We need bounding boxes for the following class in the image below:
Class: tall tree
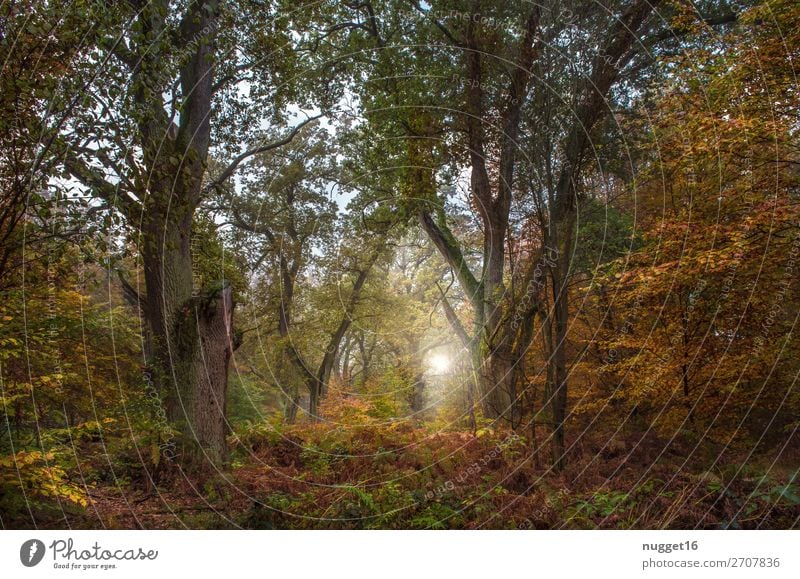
[50,0,319,468]
[222,125,391,419]
[341,0,670,466]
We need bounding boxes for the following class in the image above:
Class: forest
[1,0,798,530]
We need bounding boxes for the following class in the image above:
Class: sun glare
[429,354,451,374]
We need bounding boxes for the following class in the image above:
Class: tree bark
[550,267,570,471]
[191,284,235,466]
[142,210,235,469]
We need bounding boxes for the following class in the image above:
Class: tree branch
[418,209,482,307]
[58,144,139,218]
[405,0,463,47]
[436,280,472,350]
[117,269,148,315]
[204,115,322,194]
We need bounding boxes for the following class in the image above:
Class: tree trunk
[282,342,313,422]
[547,223,574,471]
[482,347,516,423]
[410,372,426,414]
[190,284,235,466]
[313,260,374,406]
[142,212,235,470]
[333,334,349,382]
[142,215,195,451]
[284,384,299,423]
[341,340,353,384]
[551,281,569,471]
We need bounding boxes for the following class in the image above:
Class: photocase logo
[20,539,46,567]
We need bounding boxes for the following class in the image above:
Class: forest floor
[56,389,799,530]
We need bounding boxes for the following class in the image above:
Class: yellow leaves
[0,449,88,508]
[475,427,493,439]
[0,336,21,348]
[0,450,53,468]
[40,467,88,507]
[64,488,89,508]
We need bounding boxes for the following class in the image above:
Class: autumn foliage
[1,0,799,530]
